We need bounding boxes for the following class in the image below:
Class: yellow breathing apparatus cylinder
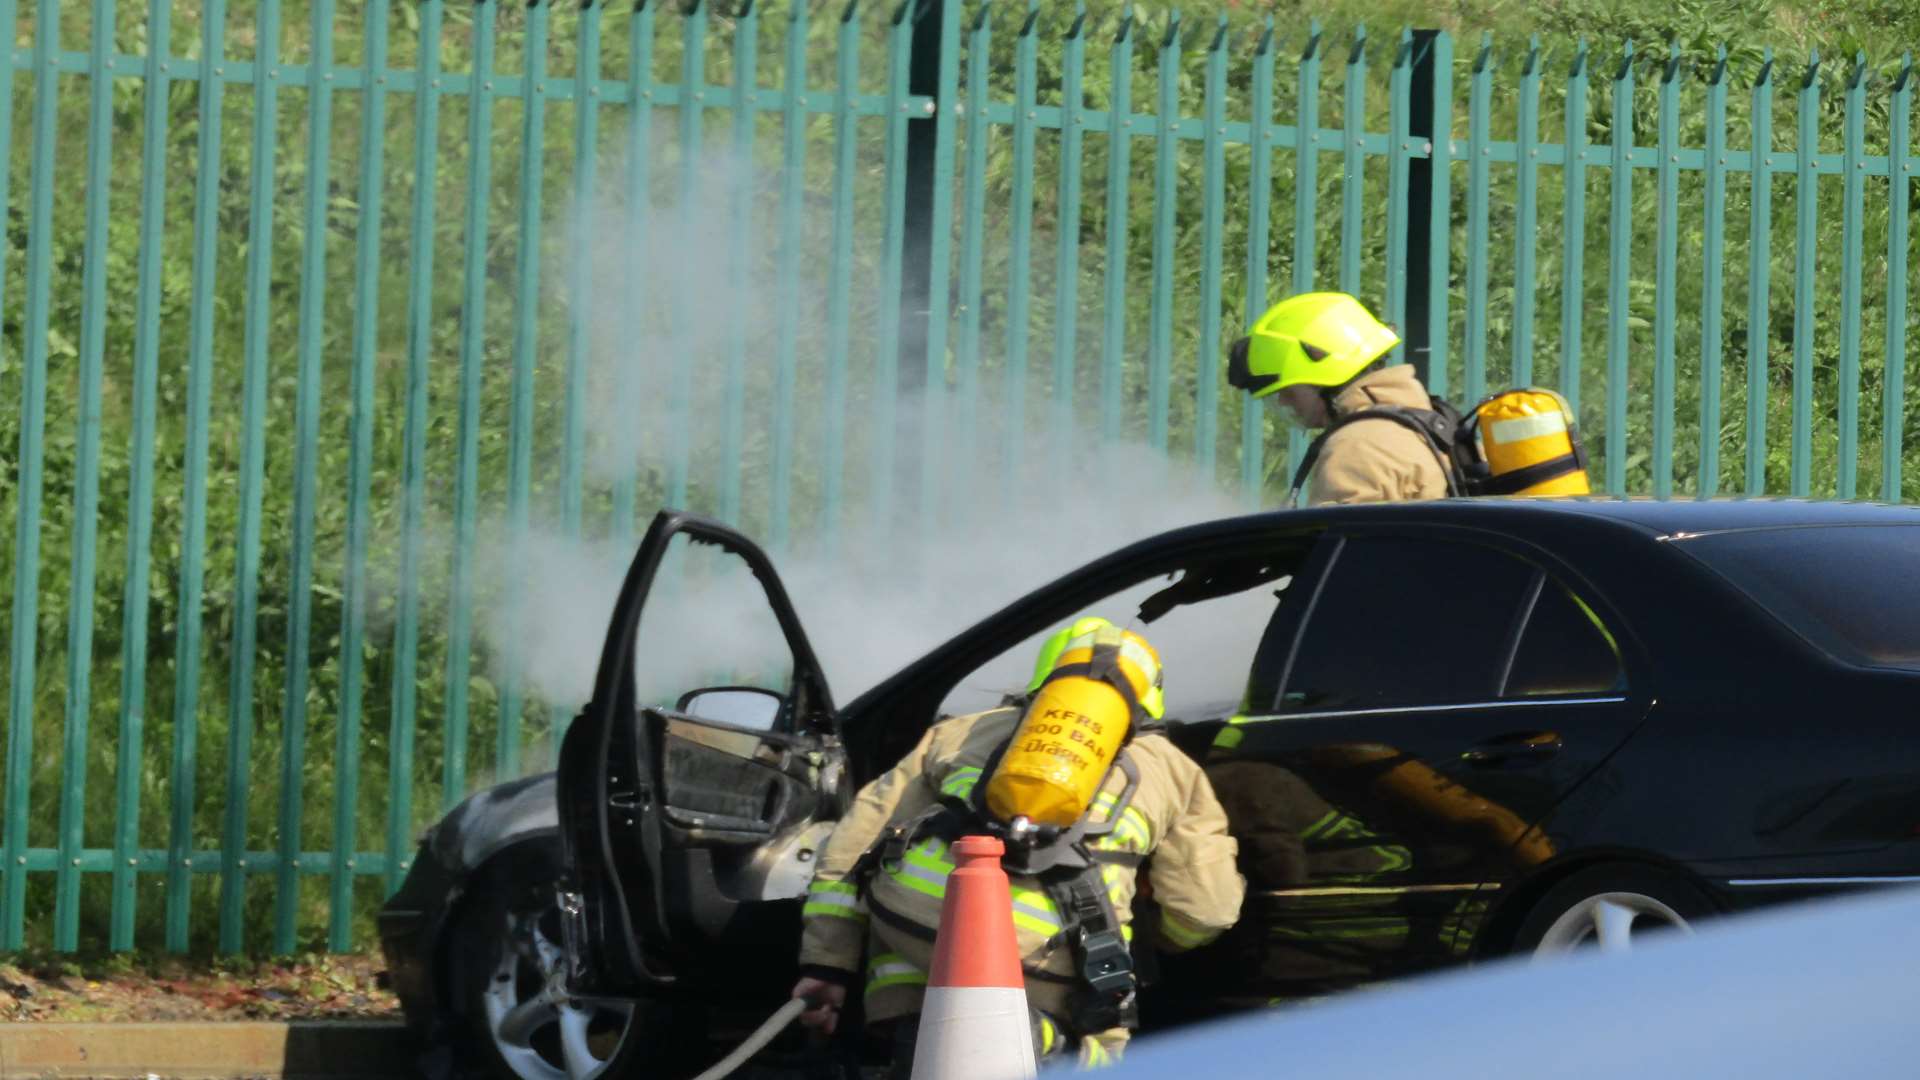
[1470,389,1591,497]
[983,628,1161,829]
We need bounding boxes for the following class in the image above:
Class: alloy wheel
[480,907,636,1080]
[1530,890,1694,958]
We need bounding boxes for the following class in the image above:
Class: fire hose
[687,996,810,1080]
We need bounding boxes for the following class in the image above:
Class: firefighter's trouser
[875,1010,1123,1077]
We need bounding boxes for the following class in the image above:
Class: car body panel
[372,773,558,1037]
[1204,697,1646,997]
[429,773,559,876]
[1175,521,1655,1001]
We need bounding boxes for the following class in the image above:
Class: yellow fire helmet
[1027,617,1164,720]
[1228,291,1401,398]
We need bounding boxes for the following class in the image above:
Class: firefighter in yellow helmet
[1228,292,1451,505]
[790,617,1243,1074]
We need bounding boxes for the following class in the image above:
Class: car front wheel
[1512,864,1716,958]
[447,840,646,1080]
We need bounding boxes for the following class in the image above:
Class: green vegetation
[2,0,1918,956]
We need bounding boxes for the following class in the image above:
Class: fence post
[1403,29,1443,390]
[900,0,960,534]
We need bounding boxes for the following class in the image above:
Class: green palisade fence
[0,3,1916,954]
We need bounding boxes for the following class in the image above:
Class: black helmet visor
[1226,337,1278,395]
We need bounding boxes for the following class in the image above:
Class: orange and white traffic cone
[910,835,1038,1080]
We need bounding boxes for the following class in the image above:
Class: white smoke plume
[471,147,1282,755]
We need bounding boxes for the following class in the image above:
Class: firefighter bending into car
[1228,291,1451,506]
[790,618,1245,1073]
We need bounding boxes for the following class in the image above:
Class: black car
[380,498,1920,1079]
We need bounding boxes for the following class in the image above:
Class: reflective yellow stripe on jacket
[888,836,1065,938]
[1210,714,1251,752]
[1087,790,1152,851]
[803,879,866,921]
[866,952,928,996]
[1080,1037,1118,1069]
[1158,908,1221,951]
[939,766,983,800]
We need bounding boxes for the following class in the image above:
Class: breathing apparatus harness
[858,640,1154,1036]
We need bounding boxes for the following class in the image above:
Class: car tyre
[1512,863,1716,959]
[445,839,652,1080]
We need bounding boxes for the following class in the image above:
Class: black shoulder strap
[1288,405,1465,503]
[855,794,971,883]
[1042,866,1140,1034]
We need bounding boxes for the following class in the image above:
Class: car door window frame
[1496,570,1630,700]
[839,527,1327,779]
[1264,525,1638,720]
[598,515,836,739]
[1492,572,1548,696]
[1251,533,1345,715]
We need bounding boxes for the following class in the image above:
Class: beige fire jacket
[1305,364,1453,506]
[797,707,1244,1025]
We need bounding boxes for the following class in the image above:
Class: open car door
[556,510,841,998]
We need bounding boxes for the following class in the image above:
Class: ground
[0,949,399,1024]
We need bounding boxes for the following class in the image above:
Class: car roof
[838,497,1920,730]
[1278,495,1920,537]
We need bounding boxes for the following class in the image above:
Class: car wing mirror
[675,686,786,731]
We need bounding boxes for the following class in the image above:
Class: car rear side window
[1278,535,1537,711]
[1675,525,1920,669]
[1502,580,1626,698]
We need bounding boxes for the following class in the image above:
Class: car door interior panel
[557,511,842,997]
